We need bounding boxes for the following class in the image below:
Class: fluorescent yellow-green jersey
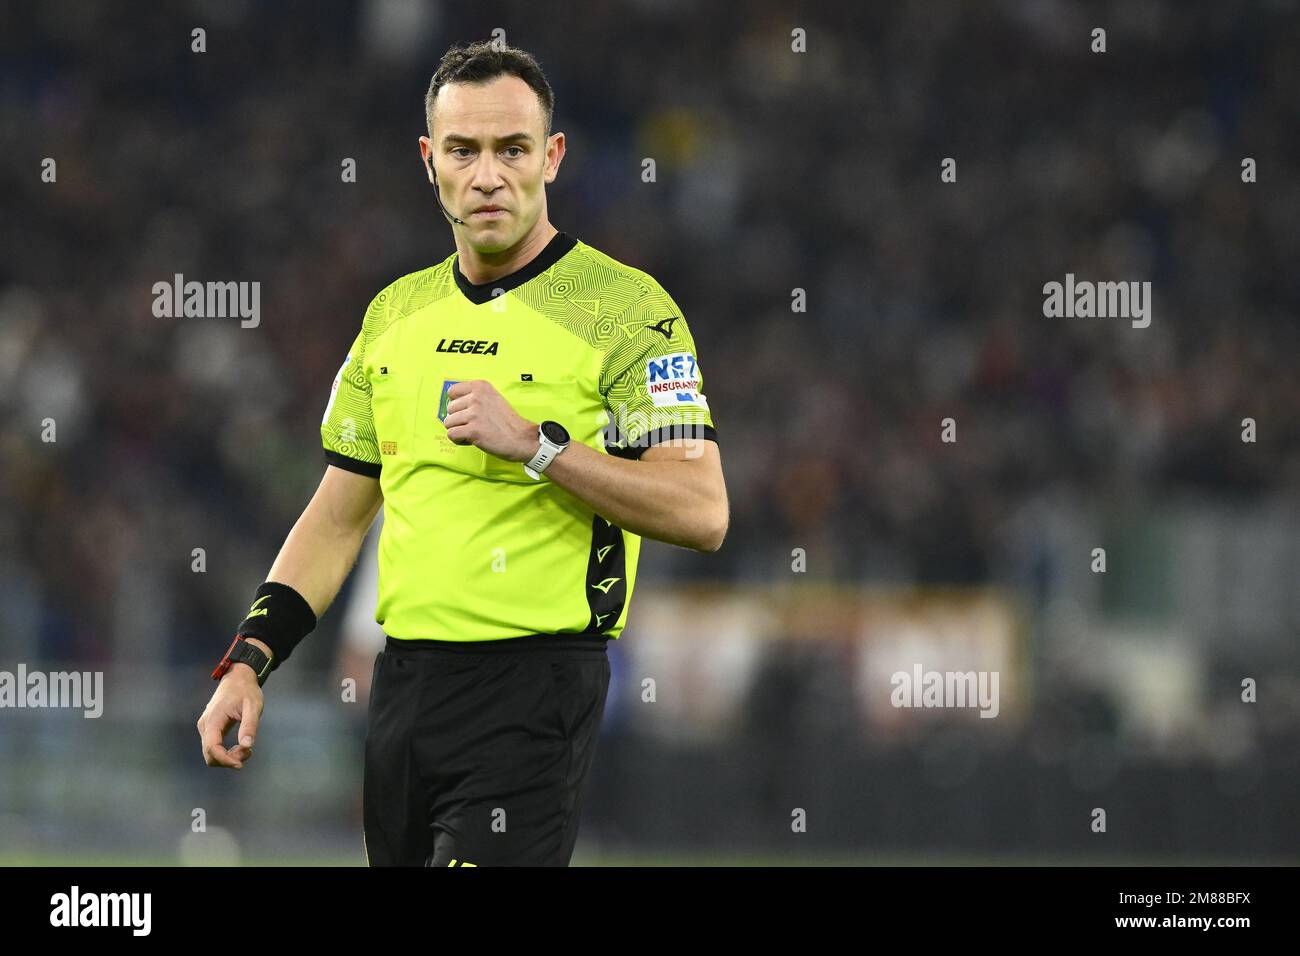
[320,231,718,642]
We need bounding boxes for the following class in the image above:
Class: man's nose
[469,155,504,189]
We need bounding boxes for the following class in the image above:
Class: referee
[197,40,728,866]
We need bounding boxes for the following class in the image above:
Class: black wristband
[234,581,317,671]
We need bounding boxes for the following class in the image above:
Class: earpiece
[426,154,465,225]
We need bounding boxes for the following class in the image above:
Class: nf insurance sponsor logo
[646,352,707,408]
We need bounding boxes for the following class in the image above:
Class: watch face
[541,420,569,445]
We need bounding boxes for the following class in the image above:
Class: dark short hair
[425,41,554,139]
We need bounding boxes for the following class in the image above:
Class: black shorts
[362,633,610,866]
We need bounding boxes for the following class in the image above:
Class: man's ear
[420,137,436,182]
[544,132,565,184]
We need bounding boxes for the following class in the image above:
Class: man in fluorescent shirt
[198,40,727,866]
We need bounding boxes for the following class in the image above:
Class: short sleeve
[321,292,384,477]
[600,281,718,459]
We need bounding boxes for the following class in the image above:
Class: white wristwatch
[524,420,570,479]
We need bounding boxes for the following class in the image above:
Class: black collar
[452,231,578,305]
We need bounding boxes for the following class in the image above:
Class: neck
[455,220,559,285]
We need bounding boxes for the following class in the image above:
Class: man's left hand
[443,380,539,463]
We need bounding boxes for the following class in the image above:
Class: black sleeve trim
[605,423,719,461]
[324,449,382,478]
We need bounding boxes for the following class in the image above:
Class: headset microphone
[427,154,465,225]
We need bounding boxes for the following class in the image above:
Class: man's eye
[503,146,524,158]
[452,148,473,158]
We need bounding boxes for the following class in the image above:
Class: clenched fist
[442,379,539,463]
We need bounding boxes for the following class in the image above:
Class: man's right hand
[197,659,265,770]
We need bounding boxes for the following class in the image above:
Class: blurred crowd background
[1,0,1297,864]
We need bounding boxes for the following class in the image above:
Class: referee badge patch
[437,379,460,422]
[645,352,706,408]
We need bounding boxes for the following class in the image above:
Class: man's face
[423,74,562,252]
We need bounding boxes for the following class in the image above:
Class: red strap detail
[210,635,242,681]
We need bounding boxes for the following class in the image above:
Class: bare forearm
[441,382,725,550]
[234,469,380,671]
[235,512,366,671]
[266,499,373,618]
[541,440,723,550]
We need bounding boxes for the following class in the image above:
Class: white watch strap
[525,429,566,479]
